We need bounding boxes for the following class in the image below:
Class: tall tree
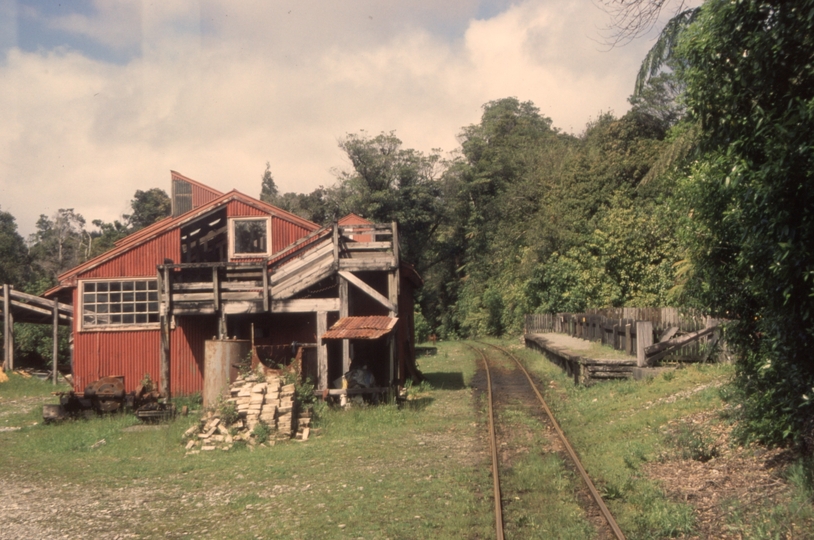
[28,209,87,280]
[259,162,279,205]
[0,208,31,287]
[127,188,171,231]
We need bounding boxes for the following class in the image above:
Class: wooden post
[636,321,653,367]
[391,221,399,268]
[387,270,399,318]
[332,222,340,270]
[212,266,220,312]
[52,297,59,385]
[625,322,633,355]
[316,311,328,390]
[2,284,9,371]
[160,266,171,400]
[339,276,350,374]
[389,333,395,386]
[218,311,227,339]
[262,263,270,312]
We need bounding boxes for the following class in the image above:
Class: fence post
[636,321,653,367]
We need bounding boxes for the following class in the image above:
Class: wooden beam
[317,311,328,391]
[338,258,396,271]
[391,221,399,268]
[160,266,171,399]
[9,289,73,314]
[3,284,10,371]
[52,297,59,385]
[338,270,396,313]
[332,222,340,269]
[636,321,653,368]
[645,325,718,364]
[271,298,340,313]
[212,266,220,311]
[339,276,350,374]
[388,269,399,318]
[262,265,269,312]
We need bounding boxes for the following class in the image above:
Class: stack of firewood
[183,371,306,454]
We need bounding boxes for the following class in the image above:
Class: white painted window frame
[79,278,160,332]
[228,216,272,259]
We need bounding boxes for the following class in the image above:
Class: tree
[676,0,814,446]
[0,208,31,287]
[335,131,445,271]
[259,162,279,205]
[28,209,87,280]
[127,188,171,231]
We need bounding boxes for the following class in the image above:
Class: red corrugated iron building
[45,172,421,398]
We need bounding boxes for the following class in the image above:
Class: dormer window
[229,217,271,258]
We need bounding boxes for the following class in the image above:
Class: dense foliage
[675,0,814,446]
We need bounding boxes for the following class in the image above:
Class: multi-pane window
[82,280,159,327]
[230,217,270,257]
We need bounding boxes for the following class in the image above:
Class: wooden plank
[9,289,73,314]
[212,267,220,312]
[3,284,9,370]
[338,270,396,313]
[645,326,718,364]
[339,276,350,374]
[388,269,399,318]
[658,326,680,343]
[271,242,334,285]
[9,300,72,321]
[271,259,335,300]
[317,311,328,390]
[338,258,396,271]
[270,298,339,313]
[271,249,334,291]
[52,298,58,385]
[325,387,390,396]
[332,223,339,268]
[636,321,653,368]
[343,241,392,251]
[262,266,269,312]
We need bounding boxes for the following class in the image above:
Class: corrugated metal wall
[73,314,215,395]
[80,231,181,278]
[192,184,220,209]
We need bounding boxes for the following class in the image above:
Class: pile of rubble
[183,371,312,454]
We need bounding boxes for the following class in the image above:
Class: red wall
[71,199,320,395]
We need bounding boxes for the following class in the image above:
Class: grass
[2,340,812,538]
[0,344,494,539]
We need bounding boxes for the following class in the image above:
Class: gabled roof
[338,213,372,226]
[44,176,320,298]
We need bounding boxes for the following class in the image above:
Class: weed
[665,423,719,462]
[662,370,675,382]
[252,422,271,444]
[217,400,239,426]
[173,392,202,412]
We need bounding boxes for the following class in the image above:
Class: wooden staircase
[159,222,398,316]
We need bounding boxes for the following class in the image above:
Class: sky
[0,0,680,238]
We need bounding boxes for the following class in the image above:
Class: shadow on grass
[424,372,466,390]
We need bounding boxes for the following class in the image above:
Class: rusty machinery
[43,375,173,422]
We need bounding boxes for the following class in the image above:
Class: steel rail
[478,341,627,540]
[469,345,505,540]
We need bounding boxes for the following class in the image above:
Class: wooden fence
[525,308,723,364]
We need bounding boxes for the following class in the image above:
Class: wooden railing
[525,308,724,365]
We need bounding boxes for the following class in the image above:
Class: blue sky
[0,0,683,237]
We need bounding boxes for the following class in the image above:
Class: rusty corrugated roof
[322,316,399,340]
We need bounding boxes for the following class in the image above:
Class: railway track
[470,341,626,540]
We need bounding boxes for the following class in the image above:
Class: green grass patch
[0,341,494,539]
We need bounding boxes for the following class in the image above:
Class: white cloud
[0,0,658,237]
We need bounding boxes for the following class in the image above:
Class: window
[82,279,159,328]
[229,217,271,258]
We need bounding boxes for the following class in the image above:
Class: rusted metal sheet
[79,231,181,278]
[322,316,398,340]
[203,339,250,408]
[72,311,213,396]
